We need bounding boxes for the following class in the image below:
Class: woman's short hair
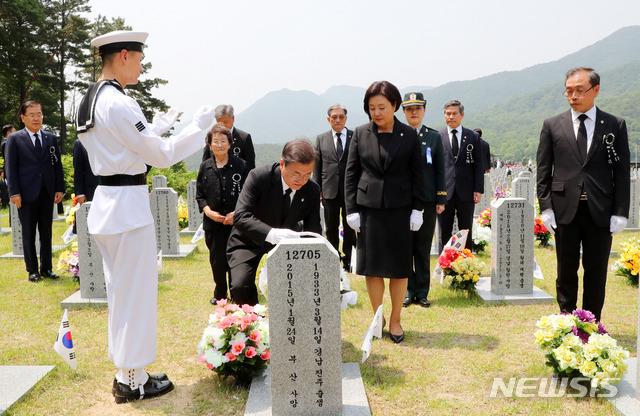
[206,122,232,145]
[363,81,402,117]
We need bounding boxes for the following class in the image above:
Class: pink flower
[249,330,261,343]
[214,307,226,317]
[245,347,257,358]
[238,315,253,331]
[216,316,234,330]
[225,304,239,312]
[216,299,228,306]
[241,304,254,314]
[231,341,246,356]
[260,350,270,360]
[198,354,206,364]
[250,313,259,322]
[225,352,237,361]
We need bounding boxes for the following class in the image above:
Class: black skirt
[356,206,412,278]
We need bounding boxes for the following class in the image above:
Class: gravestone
[1,203,40,257]
[151,175,167,189]
[490,198,534,295]
[474,174,492,217]
[511,176,535,207]
[267,238,342,415]
[76,202,106,298]
[186,180,202,231]
[627,177,640,230]
[150,187,179,255]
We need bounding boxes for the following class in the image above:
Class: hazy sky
[88,0,639,120]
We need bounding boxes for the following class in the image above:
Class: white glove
[610,215,627,235]
[410,209,423,231]
[150,108,180,136]
[265,228,300,245]
[346,213,360,233]
[540,209,557,235]
[193,104,215,130]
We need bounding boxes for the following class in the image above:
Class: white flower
[231,331,248,345]
[253,304,267,316]
[204,349,225,368]
[562,334,582,348]
[551,314,575,332]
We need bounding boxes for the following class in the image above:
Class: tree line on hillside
[0,0,169,155]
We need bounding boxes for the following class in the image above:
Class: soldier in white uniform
[76,30,215,403]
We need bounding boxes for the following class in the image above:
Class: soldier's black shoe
[113,376,174,403]
[112,373,168,395]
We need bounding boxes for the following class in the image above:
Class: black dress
[357,132,412,279]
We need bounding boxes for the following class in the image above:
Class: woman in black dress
[196,123,248,305]
[345,81,425,343]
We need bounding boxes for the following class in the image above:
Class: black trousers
[204,225,233,300]
[408,202,437,300]
[322,194,355,267]
[438,192,475,251]
[229,255,262,307]
[18,186,54,274]
[555,200,612,321]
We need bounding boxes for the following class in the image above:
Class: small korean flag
[435,229,469,284]
[54,309,77,370]
[191,222,205,243]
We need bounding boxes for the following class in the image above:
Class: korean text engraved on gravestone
[268,239,342,415]
[76,202,106,298]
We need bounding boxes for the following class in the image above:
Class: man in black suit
[1,124,15,158]
[438,100,483,250]
[537,67,630,321]
[227,139,321,306]
[73,139,98,203]
[0,169,8,209]
[5,101,64,282]
[201,104,255,170]
[313,103,355,271]
[473,128,492,173]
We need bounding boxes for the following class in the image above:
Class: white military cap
[91,30,149,55]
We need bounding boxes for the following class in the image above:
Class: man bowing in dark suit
[313,103,356,271]
[438,100,483,250]
[537,67,630,321]
[226,139,321,306]
[5,101,65,282]
[201,104,256,171]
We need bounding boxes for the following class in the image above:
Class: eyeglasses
[330,115,346,120]
[563,86,594,98]
[211,140,228,146]
[24,113,43,119]
[289,172,312,181]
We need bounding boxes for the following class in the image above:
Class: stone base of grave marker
[158,244,197,258]
[475,277,554,306]
[0,365,55,414]
[607,357,640,415]
[179,227,196,236]
[60,290,107,310]
[1,244,65,258]
[244,363,371,416]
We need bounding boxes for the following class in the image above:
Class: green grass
[0,205,638,415]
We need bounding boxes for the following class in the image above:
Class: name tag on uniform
[426,147,432,164]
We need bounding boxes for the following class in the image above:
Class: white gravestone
[186,180,202,231]
[491,198,535,295]
[474,174,492,217]
[4,203,39,257]
[511,176,535,207]
[267,238,342,415]
[76,202,106,298]
[151,175,167,189]
[627,177,640,230]
[150,188,179,255]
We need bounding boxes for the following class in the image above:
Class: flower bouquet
[534,218,552,247]
[56,241,79,278]
[613,238,639,286]
[471,222,490,253]
[178,197,189,229]
[438,248,483,292]
[197,300,270,386]
[477,207,491,228]
[493,184,508,200]
[534,309,628,389]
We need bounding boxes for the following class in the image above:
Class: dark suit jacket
[439,126,483,202]
[345,118,425,214]
[418,125,447,204]
[196,155,248,232]
[202,127,256,170]
[227,163,321,268]
[313,128,353,199]
[480,138,491,172]
[5,128,64,202]
[536,108,630,228]
[73,139,98,201]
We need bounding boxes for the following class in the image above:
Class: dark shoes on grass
[113,373,173,404]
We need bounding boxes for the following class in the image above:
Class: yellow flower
[579,360,597,377]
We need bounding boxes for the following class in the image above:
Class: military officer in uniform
[76,30,215,403]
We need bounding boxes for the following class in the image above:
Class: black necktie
[451,129,459,158]
[34,133,42,156]
[336,132,343,160]
[577,114,588,161]
[282,188,292,222]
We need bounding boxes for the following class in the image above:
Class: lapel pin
[400,133,404,137]
[301,198,304,203]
